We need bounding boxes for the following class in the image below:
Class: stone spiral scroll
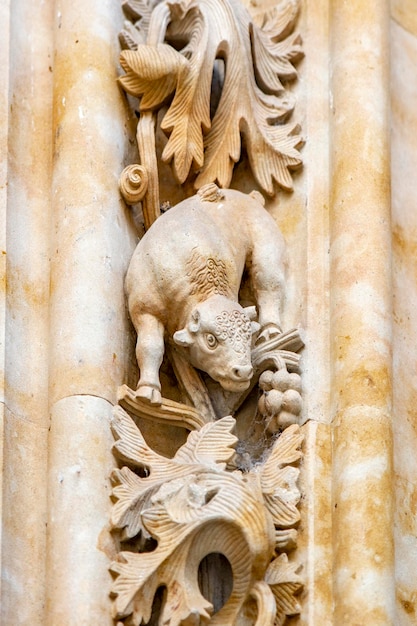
[119,164,149,204]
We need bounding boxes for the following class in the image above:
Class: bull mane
[186,251,230,297]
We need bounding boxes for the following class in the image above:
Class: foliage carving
[119,0,303,195]
[110,407,303,625]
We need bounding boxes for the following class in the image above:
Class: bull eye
[205,333,218,349]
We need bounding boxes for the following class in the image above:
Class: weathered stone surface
[0,0,417,624]
[391,14,417,625]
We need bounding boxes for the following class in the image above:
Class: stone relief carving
[110,409,303,625]
[110,0,304,623]
[117,0,303,226]
[125,185,286,405]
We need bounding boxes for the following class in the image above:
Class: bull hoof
[256,323,282,345]
[135,385,162,406]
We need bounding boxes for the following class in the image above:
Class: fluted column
[329,1,395,623]
[0,0,54,623]
[46,0,137,622]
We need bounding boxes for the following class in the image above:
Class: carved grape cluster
[258,368,302,433]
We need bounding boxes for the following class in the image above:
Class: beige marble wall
[391,6,417,624]
[0,0,417,624]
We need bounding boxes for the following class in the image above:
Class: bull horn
[251,321,261,334]
[189,309,201,333]
[243,305,257,321]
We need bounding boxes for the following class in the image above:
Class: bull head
[172,297,259,391]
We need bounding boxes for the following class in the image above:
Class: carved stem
[136,1,171,230]
[117,383,207,430]
[136,112,160,230]
[169,348,218,424]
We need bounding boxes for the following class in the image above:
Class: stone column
[0,0,53,623]
[46,0,137,622]
[329,1,395,623]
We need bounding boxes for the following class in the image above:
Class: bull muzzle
[232,364,253,380]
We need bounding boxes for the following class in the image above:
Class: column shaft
[1,0,54,622]
[329,1,395,623]
[46,0,137,622]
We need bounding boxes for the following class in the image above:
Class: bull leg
[250,233,286,343]
[255,288,283,345]
[134,314,164,405]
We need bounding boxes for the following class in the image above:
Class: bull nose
[232,364,253,379]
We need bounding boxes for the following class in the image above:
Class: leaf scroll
[260,424,303,529]
[110,409,304,624]
[119,44,188,110]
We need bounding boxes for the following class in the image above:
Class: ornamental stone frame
[1,0,417,625]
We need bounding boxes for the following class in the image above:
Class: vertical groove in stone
[46,0,136,622]
[303,0,331,427]
[296,1,333,623]
[1,0,53,623]
[298,422,333,626]
[0,0,11,590]
[329,1,395,624]
[390,16,417,623]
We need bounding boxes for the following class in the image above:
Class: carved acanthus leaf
[111,431,274,624]
[261,423,303,488]
[260,424,303,529]
[263,474,301,528]
[119,0,303,194]
[110,408,304,624]
[111,505,214,625]
[173,415,238,467]
[111,466,146,539]
[111,404,172,470]
[193,0,302,193]
[265,553,303,625]
[119,44,188,110]
[251,4,303,91]
[111,409,238,539]
[119,0,154,48]
[111,407,195,538]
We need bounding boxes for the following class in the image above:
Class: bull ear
[173,328,194,347]
[189,309,200,333]
[251,321,261,334]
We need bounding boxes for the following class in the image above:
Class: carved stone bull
[126,184,286,405]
